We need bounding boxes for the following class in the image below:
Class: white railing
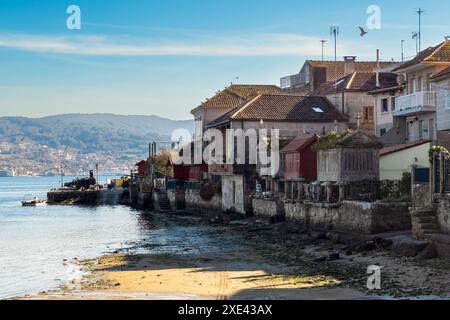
[280,73,307,89]
[394,91,437,115]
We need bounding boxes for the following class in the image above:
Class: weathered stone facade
[184,190,222,215]
[253,198,411,234]
[435,194,450,235]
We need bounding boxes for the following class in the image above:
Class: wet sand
[21,214,450,300]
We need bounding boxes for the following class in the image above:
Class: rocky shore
[24,212,450,300]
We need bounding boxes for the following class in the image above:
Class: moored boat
[22,195,46,207]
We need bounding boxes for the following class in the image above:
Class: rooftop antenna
[412,32,419,54]
[401,40,405,62]
[330,26,339,61]
[230,76,239,85]
[320,40,327,61]
[416,8,424,52]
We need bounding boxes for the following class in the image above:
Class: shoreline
[17,213,450,300]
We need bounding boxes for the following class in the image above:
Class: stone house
[190,84,283,139]
[206,94,349,214]
[368,83,405,138]
[430,67,450,148]
[390,40,450,144]
[280,57,398,93]
[314,72,400,134]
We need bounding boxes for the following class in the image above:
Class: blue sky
[0,0,449,120]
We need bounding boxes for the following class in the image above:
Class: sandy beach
[22,214,450,300]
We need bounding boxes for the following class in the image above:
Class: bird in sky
[359,26,368,37]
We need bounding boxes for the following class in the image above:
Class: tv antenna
[416,8,424,52]
[320,40,327,61]
[412,32,419,54]
[330,26,339,61]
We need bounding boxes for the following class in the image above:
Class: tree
[148,151,172,177]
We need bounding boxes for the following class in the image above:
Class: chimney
[376,49,380,88]
[343,56,357,75]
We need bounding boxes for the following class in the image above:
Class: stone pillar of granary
[298,182,304,201]
[291,180,295,201]
[440,152,445,194]
[337,181,347,202]
[314,182,322,202]
[284,181,289,199]
[322,182,332,203]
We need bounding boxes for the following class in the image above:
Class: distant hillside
[0,114,193,156]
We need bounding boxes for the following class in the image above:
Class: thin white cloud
[0,32,376,57]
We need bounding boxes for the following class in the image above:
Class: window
[426,73,433,91]
[446,89,450,110]
[380,128,387,136]
[364,106,373,123]
[391,97,396,111]
[312,107,324,113]
[381,98,389,113]
[409,78,416,93]
[418,76,423,92]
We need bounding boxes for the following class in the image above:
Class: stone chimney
[343,56,357,74]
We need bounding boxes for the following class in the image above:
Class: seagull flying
[359,26,367,37]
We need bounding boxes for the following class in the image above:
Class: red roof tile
[193,84,283,112]
[207,94,348,127]
[281,134,319,154]
[393,40,450,72]
[380,140,431,156]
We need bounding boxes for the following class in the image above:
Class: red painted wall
[136,161,149,176]
[172,164,208,181]
[284,146,317,181]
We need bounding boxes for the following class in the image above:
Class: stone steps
[416,216,438,224]
[411,207,441,241]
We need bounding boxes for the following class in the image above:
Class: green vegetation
[0,114,192,157]
[148,151,172,177]
[429,145,450,164]
[312,129,353,151]
[381,195,412,203]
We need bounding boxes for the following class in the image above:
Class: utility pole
[412,32,419,54]
[401,40,405,62]
[417,8,424,52]
[320,40,327,61]
[330,26,339,61]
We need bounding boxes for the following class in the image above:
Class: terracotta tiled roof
[305,60,398,82]
[430,66,450,81]
[208,94,348,127]
[194,84,283,112]
[393,41,450,72]
[313,72,399,95]
[280,134,319,154]
[380,140,431,156]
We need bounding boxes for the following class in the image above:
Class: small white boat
[22,195,46,207]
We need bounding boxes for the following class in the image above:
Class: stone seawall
[253,198,411,234]
[184,190,222,215]
[435,194,450,235]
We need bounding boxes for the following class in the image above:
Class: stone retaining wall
[435,194,450,235]
[184,190,222,215]
[253,198,411,234]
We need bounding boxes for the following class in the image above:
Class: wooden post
[440,152,445,195]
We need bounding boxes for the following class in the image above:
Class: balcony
[393,91,437,117]
[280,73,307,89]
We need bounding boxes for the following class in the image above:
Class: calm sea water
[0,176,151,299]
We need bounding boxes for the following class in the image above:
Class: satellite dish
[396,74,406,86]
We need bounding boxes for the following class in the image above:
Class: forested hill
[0,113,193,156]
